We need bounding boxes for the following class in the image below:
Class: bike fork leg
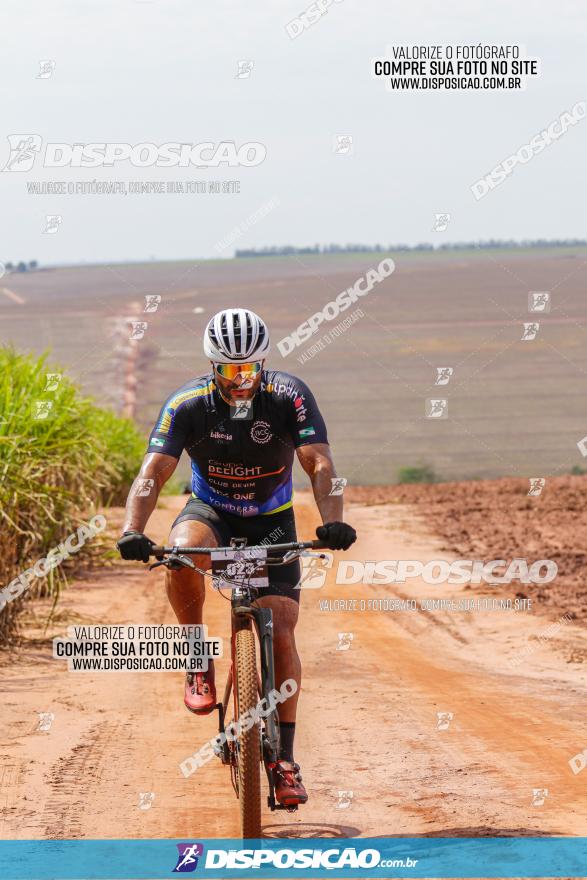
[252,605,280,764]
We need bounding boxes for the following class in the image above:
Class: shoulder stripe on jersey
[158,410,173,434]
[155,381,214,434]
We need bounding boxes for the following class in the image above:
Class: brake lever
[149,554,198,571]
[149,560,167,570]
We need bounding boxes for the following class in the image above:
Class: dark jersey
[147,370,328,517]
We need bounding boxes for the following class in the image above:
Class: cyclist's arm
[122,390,190,534]
[296,442,343,524]
[122,452,179,533]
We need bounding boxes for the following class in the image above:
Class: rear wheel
[234,628,261,838]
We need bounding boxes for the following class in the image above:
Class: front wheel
[234,627,261,838]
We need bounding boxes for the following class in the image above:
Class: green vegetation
[570,465,587,475]
[235,240,587,258]
[397,465,437,484]
[0,347,144,642]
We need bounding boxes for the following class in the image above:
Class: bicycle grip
[310,539,329,550]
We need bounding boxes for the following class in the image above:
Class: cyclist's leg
[255,595,300,722]
[166,496,229,624]
[165,518,217,624]
[166,498,230,714]
[255,593,308,803]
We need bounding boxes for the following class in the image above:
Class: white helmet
[203,308,270,363]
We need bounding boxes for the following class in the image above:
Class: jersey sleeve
[146,394,190,458]
[286,377,329,448]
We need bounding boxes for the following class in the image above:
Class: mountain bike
[148,537,327,838]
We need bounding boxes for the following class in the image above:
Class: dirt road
[1,493,585,840]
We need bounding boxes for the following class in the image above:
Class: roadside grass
[0,347,145,643]
[397,464,437,484]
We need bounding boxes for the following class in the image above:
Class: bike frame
[211,538,285,809]
[149,536,327,813]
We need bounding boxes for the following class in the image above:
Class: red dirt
[1,490,586,847]
[345,476,587,624]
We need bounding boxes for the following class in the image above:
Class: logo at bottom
[173,843,204,873]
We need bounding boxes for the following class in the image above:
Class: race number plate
[210,547,269,589]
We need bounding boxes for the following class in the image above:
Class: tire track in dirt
[0,763,26,837]
[42,720,126,839]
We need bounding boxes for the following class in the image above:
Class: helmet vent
[203,308,270,362]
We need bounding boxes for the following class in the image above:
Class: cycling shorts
[171,496,302,604]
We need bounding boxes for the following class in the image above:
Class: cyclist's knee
[257,596,299,644]
[168,518,217,556]
[165,520,216,582]
[272,616,297,648]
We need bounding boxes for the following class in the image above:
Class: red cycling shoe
[270,760,308,806]
[184,661,216,714]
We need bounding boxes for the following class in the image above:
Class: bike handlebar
[149,539,328,557]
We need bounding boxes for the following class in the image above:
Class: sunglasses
[214,361,263,380]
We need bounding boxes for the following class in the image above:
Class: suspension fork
[232,603,281,764]
[252,604,280,764]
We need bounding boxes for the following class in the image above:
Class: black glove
[117,531,155,563]
[316,521,356,551]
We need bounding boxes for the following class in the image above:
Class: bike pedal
[268,802,299,812]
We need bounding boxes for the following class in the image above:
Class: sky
[1,0,586,264]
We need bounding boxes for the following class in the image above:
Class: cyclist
[117,308,356,806]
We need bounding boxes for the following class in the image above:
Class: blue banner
[0,837,586,879]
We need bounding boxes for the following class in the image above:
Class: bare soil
[346,476,587,626]
[1,491,585,844]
